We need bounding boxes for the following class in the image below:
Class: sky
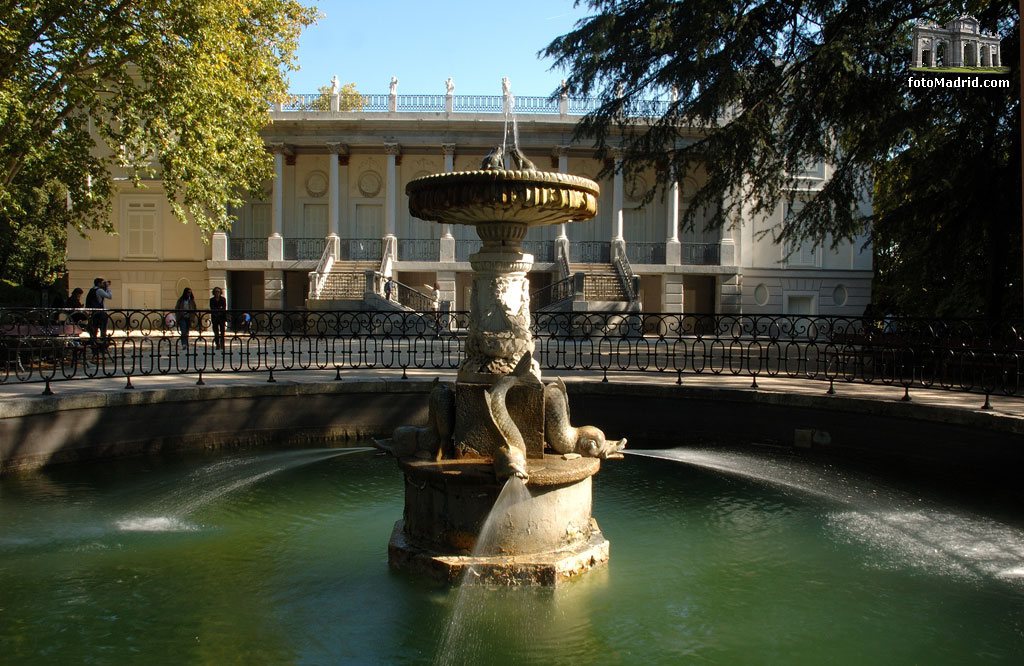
[285,0,591,97]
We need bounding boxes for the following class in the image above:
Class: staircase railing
[613,251,638,303]
[556,242,571,280]
[307,236,338,299]
[530,276,576,311]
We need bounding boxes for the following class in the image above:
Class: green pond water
[1,446,1022,665]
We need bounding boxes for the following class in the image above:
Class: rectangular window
[792,161,825,179]
[303,204,328,238]
[124,200,159,258]
[354,204,382,239]
[785,294,817,315]
[250,204,271,238]
[782,201,821,267]
[785,240,820,267]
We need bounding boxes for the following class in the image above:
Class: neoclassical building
[66,83,872,316]
[912,16,1001,68]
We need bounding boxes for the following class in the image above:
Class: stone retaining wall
[2,380,1022,475]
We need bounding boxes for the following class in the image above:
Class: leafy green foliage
[545,1,1020,316]
[296,81,363,111]
[0,0,318,287]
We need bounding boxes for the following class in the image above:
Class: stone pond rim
[405,169,600,227]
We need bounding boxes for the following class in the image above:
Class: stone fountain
[378,148,626,585]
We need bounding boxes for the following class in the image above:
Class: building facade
[66,85,872,316]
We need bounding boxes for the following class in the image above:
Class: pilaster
[211,231,228,262]
[718,274,742,315]
[436,270,456,309]
[663,274,685,314]
[208,270,228,304]
[264,270,285,309]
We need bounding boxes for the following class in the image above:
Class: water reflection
[1,447,1022,665]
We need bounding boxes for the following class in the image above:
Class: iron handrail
[613,252,638,303]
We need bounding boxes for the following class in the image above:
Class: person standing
[85,277,112,356]
[209,286,227,350]
[384,277,393,301]
[431,282,441,330]
[174,287,197,349]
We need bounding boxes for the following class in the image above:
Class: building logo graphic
[910,16,1004,72]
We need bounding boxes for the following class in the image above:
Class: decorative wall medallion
[754,283,770,306]
[413,158,436,174]
[305,170,328,198]
[626,175,648,201]
[358,170,382,197]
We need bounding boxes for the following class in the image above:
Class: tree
[296,81,363,111]
[0,0,318,289]
[544,0,1020,318]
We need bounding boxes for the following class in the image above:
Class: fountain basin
[406,170,599,227]
[390,455,608,585]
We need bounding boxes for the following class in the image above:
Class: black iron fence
[228,238,268,260]
[397,239,440,261]
[570,241,611,263]
[522,240,555,262]
[339,238,382,261]
[284,237,327,261]
[626,242,666,265]
[682,243,721,265]
[455,240,482,262]
[2,309,1022,400]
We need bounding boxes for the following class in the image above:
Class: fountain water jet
[378,153,626,585]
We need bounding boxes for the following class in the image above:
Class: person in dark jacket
[174,287,197,349]
[209,286,227,350]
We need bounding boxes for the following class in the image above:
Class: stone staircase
[574,263,629,302]
[318,262,377,299]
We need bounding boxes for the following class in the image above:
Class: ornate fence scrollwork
[1,308,1021,398]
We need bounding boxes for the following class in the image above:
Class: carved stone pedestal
[389,456,608,585]
[452,382,545,459]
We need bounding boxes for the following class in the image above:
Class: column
[440,143,456,263]
[384,143,401,239]
[326,143,348,249]
[441,143,455,239]
[267,144,290,261]
[665,178,681,265]
[553,146,571,267]
[719,193,737,266]
[611,149,625,261]
[554,146,570,240]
